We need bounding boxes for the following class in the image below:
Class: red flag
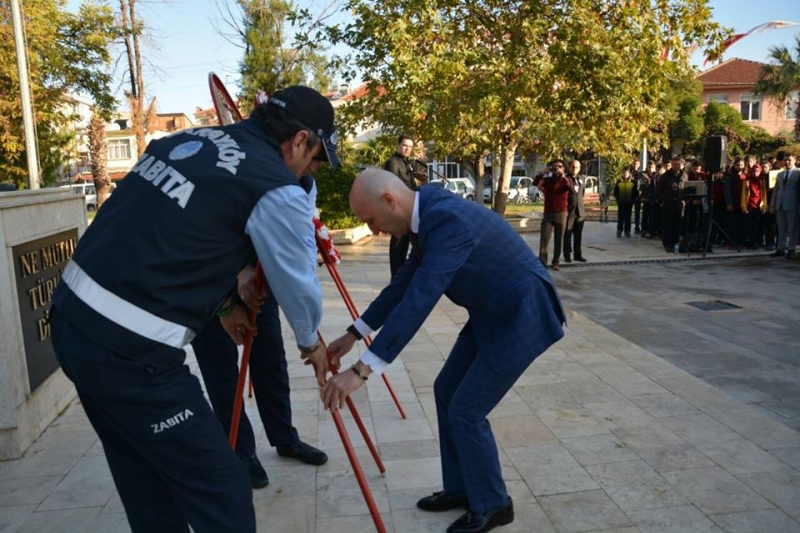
[704,20,800,67]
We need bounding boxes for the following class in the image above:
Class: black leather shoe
[447,498,514,533]
[242,454,269,489]
[417,491,469,512]
[563,256,572,263]
[276,441,328,465]
[574,255,587,262]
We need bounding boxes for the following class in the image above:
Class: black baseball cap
[267,86,340,168]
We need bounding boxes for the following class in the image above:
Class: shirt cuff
[359,350,389,376]
[353,317,373,339]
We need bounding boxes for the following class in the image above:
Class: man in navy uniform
[322,169,566,533]
[49,86,338,533]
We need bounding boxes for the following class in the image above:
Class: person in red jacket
[534,160,571,271]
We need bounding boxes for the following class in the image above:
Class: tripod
[701,182,741,258]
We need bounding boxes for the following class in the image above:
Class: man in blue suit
[322,169,566,533]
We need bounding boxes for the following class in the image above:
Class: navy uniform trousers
[50,307,255,533]
[190,293,299,458]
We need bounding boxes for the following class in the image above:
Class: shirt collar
[411,191,420,233]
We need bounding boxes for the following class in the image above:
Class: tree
[329,0,728,215]
[754,33,800,141]
[118,0,155,158]
[217,0,336,113]
[87,114,112,207]
[0,0,117,188]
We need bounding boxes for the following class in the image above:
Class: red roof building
[697,58,796,136]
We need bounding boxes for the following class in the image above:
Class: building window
[108,139,132,160]
[708,94,729,104]
[740,93,761,121]
[786,91,799,120]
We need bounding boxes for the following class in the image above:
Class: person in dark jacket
[656,156,687,252]
[384,134,417,277]
[563,159,588,262]
[49,86,339,533]
[613,167,637,238]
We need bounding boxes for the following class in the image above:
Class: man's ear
[380,191,396,210]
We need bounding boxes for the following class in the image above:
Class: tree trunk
[119,0,147,157]
[87,114,111,207]
[492,141,517,217]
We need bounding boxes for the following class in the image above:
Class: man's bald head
[350,169,416,237]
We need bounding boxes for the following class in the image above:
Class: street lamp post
[10,0,40,190]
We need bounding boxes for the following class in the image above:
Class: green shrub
[314,164,362,229]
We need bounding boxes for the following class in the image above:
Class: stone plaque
[12,229,78,390]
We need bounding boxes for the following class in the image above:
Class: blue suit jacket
[361,186,566,376]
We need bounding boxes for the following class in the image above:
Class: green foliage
[668,78,704,145]
[351,135,396,169]
[0,0,117,188]
[327,0,727,215]
[691,102,781,158]
[313,164,361,229]
[235,0,334,112]
[755,33,800,141]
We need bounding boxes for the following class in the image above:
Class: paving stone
[735,469,800,520]
[659,414,742,447]
[390,507,463,533]
[662,467,774,515]
[586,460,688,512]
[560,434,639,466]
[585,401,659,431]
[0,476,62,507]
[710,509,800,533]
[13,507,102,533]
[537,408,611,438]
[37,456,114,511]
[506,443,599,496]
[538,490,632,533]
[254,495,315,533]
[693,438,787,475]
[628,392,701,418]
[634,443,717,473]
[627,505,722,533]
[771,447,800,469]
[490,415,558,448]
[0,505,35,533]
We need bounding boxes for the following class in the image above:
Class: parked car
[427,178,476,201]
[62,183,97,211]
[483,176,540,203]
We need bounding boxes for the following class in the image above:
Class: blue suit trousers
[434,321,519,514]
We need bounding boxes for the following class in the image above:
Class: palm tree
[754,34,800,140]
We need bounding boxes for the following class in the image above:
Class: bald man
[322,169,566,533]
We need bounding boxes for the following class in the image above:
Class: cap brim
[317,135,341,169]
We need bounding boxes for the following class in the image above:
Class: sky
[66,0,800,120]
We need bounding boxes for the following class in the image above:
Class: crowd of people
[595,153,800,258]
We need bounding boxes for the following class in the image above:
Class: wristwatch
[297,341,321,354]
[346,324,363,340]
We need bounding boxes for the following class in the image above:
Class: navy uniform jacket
[361,186,566,376]
[52,118,317,367]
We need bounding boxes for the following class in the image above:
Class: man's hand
[300,344,329,386]
[727,205,733,212]
[220,306,256,345]
[327,333,357,368]
[321,368,366,411]
[237,265,268,313]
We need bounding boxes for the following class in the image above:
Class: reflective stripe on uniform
[61,261,195,348]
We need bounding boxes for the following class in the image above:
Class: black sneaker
[564,256,572,263]
[574,255,588,262]
[242,454,269,489]
[276,441,328,465]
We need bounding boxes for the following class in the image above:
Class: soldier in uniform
[49,86,339,533]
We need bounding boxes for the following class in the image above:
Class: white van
[63,183,98,211]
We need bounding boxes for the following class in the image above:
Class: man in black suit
[564,159,588,262]
[384,135,417,276]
